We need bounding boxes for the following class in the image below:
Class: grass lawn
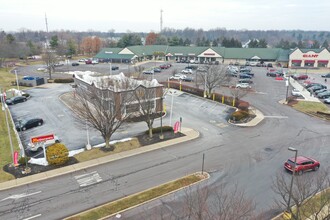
[292,101,330,113]
[65,173,208,220]
[74,138,141,162]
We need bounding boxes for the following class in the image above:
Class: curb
[64,172,210,220]
[0,127,200,191]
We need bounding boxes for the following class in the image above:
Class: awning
[304,60,315,63]
[291,60,302,63]
[318,60,329,63]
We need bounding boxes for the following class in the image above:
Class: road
[1,63,329,219]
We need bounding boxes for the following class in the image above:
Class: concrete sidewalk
[0,127,199,191]
[289,77,321,102]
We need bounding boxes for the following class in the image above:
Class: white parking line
[264,116,288,119]
[23,214,42,220]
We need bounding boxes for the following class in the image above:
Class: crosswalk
[74,171,102,187]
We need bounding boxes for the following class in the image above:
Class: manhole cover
[264,147,273,152]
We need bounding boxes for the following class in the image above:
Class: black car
[317,91,330,99]
[15,118,43,131]
[72,62,79,66]
[308,85,327,92]
[5,96,27,105]
[305,83,322,89]
[239,74,252,79]
[111,66,119,70]
[153,68,161,73]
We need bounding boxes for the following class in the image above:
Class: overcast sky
[1,0,330,33]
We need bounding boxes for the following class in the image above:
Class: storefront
[289,48,330,68]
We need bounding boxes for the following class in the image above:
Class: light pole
[159,96,164,140]
[169,90,176,126]
[14,70,20,91]
[287,147,298,214]
[204,72,207,98]
[109,62,112,75]
[86,119,91,150]
[285,75,290,102]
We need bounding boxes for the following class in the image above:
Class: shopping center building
[94,46,330,69]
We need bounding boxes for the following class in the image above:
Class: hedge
[53,78,74,83]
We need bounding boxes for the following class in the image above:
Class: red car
[284,156,320,175]
[292,74,308,80]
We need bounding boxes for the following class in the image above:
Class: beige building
[73,72,164,120]
[289,48,330,68]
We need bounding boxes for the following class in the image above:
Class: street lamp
[14,70,20,91]
[169,90,176,126]
[159,96,164,140]
[287,147,298,214]
[285,75,290,102]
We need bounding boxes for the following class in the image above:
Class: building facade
[289,48,330,68]
[73,72,164,120]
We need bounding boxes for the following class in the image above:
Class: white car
[291,89,302,97]
[37,67,47,71]
[236,83,251,89]
[181,69,193,74]
[170,74,186,81]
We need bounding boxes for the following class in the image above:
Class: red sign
[14,151,19,166]
[303,54,318,58]
[173,121,180,133]
[31,134,54,143]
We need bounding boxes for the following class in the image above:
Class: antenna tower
[160,9,163,33]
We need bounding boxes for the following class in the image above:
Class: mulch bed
[3,131,185,179]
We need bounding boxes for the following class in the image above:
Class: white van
[28,136,60,152]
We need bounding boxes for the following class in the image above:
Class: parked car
[72,62,79,66]
[5,96,27,105]
[91,60,99,64]
[239,74,252,79]
[267,63,273,68]
[291,89,302,97]
[153,68,161,73]
[308,85,327,92]
[37,67,47,71]
[236,83,251,89]
[238,79,253,84]
[85,59,92,64]
[267,71,284,77]
[159,64,169,69]
[143,70,154,75]
[317,91,330,99]
[292,74,308,80]
[78,59,87,62]
[15,118,44,131]
[54,63,64,67]
[182,77,194,82]
[305,83,322,89]
[321,73,330,78]
[181,69,193,74]
[169,74,186,81]
[284,156,320,175]
[323,97,330,104]
[111,66,119,70]
[314,88,328,96]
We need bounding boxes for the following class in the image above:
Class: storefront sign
[303,54,318,58]
[204,53,215,56]
[31,134,55,143]
[174,53,183,56]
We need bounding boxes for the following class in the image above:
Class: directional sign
[31,134,54,143]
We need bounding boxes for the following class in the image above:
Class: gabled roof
[221,48,283,59]
[127,45,169,56]
[290,47,329,55]
[166,46,209,56]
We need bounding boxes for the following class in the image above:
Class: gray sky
[1,0,329,33]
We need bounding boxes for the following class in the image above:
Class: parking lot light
[287,147,298,214]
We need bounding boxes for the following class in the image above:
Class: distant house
[73,71,164,120]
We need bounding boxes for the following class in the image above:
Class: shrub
[145,126,174,134]
[46,143,69,166]
[230,110,250,122]
[18,156,30,165]
[237,102,250,111]
[53,78,74,83]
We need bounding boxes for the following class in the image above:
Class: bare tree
[272,168,330,220]
[229,87,249,102]
[42,50,58,80]
[70,76,135,148]
[197,65,231,97]
[132,81,164,138]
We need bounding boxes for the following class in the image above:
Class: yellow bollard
[232,99,235,107]
[180,81,182,91]
[167,80,170,88]
[222,96,224,104]
[213,93,215,101]
[163,104,166,113]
